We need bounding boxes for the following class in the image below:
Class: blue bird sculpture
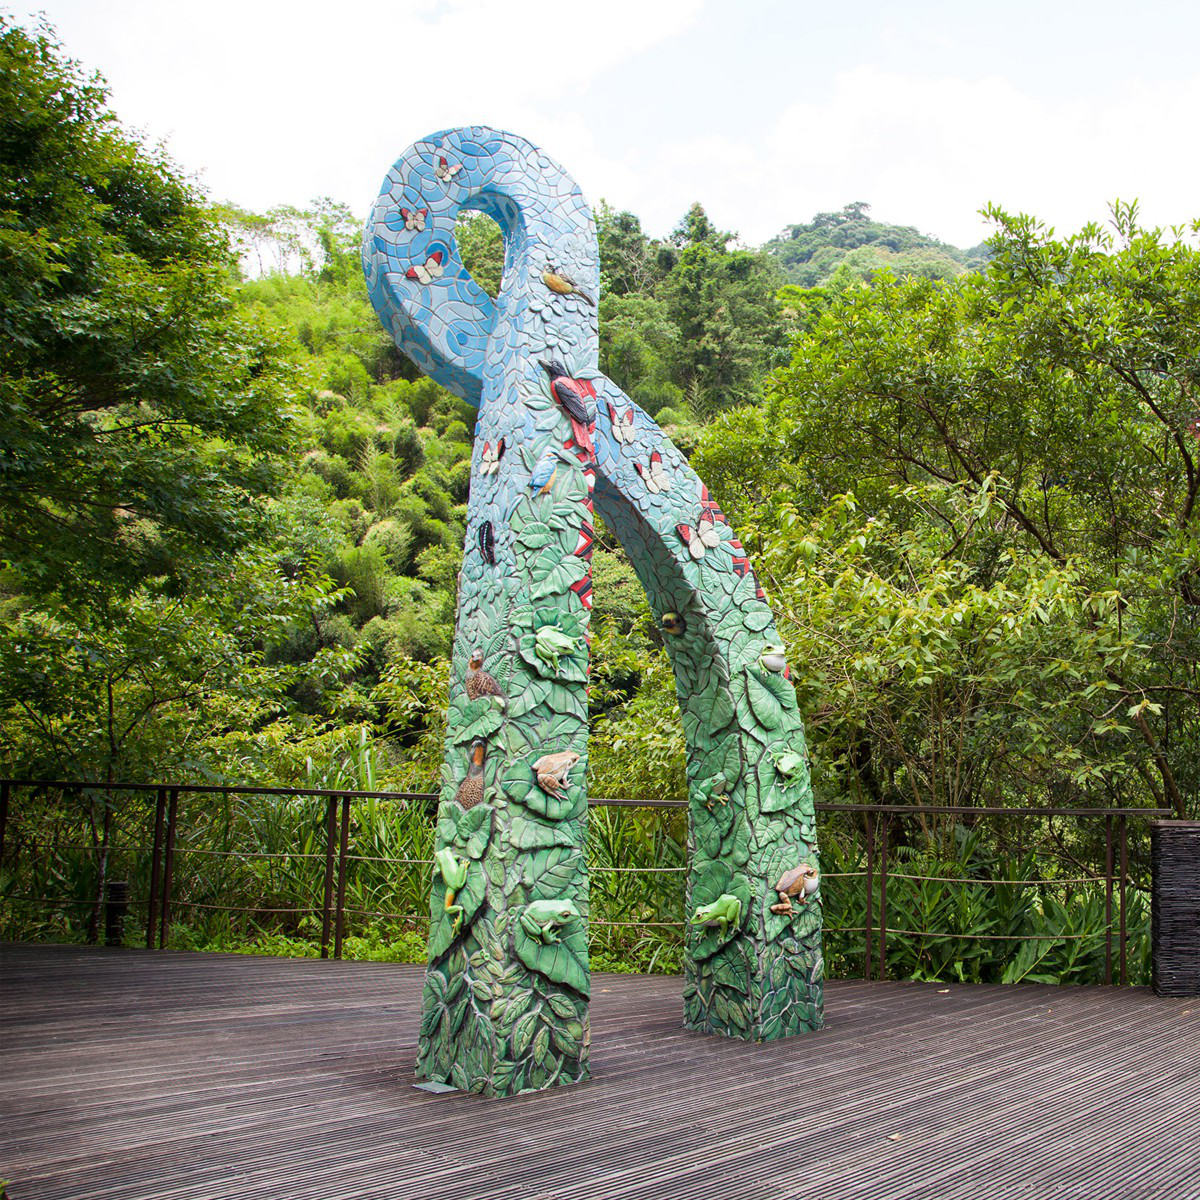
[528,447,559,495]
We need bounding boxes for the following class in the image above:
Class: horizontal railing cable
[0,778,1174,819]
[0,778,1166,980]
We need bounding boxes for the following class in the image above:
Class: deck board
[1,944,1196,1200]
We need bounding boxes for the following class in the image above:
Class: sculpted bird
[539,359,597,460]
[454,739,487,810]
[661,611,686,636]
[465,648,505,704]
[528,447,559,495]
[542,266,595,306]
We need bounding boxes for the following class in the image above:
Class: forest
[3,19,1199,982]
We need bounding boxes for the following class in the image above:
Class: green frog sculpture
[365,126,822,1097]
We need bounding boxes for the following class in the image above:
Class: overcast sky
[10,0,1200,248]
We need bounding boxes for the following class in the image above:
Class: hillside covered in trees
[762,201,989,287]
[4,19,1200,981]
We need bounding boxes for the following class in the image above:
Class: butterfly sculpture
[406,247,446,285]
[435,156,462,183]
[480,438,506,475]
[607,402,637,446]
[634,450,671,495]
[478,520,495,564]
[400,206,428,232]
[676,511,722,559]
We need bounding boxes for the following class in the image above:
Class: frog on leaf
[520,898,579,943]
[759,642,788,674]
[771,864,820,915]
[532,750,579,797]
[691,892,742,937]
[696,771,731,812]
[534,626,577,673]
[434,848,469,932]
[774,751,804,779]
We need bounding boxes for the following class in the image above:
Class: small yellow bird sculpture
[542,267,595,306]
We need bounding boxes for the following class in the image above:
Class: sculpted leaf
[513,920,590,997]
[745,668,783,730]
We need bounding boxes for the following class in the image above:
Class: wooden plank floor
[2,944,1197,1200]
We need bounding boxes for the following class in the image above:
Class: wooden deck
[2,944,1197,1200]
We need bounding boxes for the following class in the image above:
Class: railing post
[1151,820,1200,996]
[864,811,875,981]
[158,788,179,950]
[320,795,337,959]
[878,813,889,981]
[1119,813,1129,985]
[146,788,167,949]
[104,880,130,946]
[334,795,351,960]
[1104,815,1114,985]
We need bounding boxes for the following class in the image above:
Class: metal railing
[0,778,1171,982]
[817,802,1162,985]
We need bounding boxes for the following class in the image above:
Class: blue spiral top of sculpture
[363,126,600,407]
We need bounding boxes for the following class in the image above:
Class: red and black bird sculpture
[539,359,597,460]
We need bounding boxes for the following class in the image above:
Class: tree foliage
[0,18,294,595]
[701,203,1200,819]
[762,201,987,288]
[7,12,1195,847]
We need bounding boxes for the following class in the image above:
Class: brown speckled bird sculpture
[465,648,505,703]
[454,739,487,809]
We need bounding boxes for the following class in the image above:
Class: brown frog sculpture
[532,750,579,796]
[770,864,819,915]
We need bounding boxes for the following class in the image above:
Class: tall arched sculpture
[365,128,822,1097]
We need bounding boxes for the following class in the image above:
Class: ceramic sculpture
[365,127,822,1097]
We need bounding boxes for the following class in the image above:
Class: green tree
[0,18,294,595]
[657,204,786,416]
[596,203,661,298]
[762,201,983,287]
[598,293,680,415]
[455,211,505,298]
[740,203,1200,818]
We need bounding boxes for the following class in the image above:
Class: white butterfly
[480,438,505,475]
[676,512,721,559]
[435,156,462,183]
[607,402,637,445]
[400,206,427,232]
[406,250,444,285]
[635,450,671,495]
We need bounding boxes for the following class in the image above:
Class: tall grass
[0,788,1151,985]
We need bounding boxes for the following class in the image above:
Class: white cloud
[13,0,703,212]
[626,67,1200,247]
[12,5,1199,250]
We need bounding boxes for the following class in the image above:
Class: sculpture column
[366,130,599,1095]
